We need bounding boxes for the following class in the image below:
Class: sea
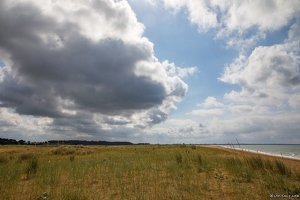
[220,144,300,160]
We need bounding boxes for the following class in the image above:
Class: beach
[209,145,300,172]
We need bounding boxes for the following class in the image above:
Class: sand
[207,145,300,172]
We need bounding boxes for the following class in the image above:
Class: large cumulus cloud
[220,29,300,106]
[0,0,191,138]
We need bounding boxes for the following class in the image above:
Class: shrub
[65,148,76,155]
[175,153,183,164]
[19,153,34,161]
[196,154,203,165]
[190,145,197,150]
[52,146,76,155]
[26,156,39,175]
[52,146,63,155]
[70,155,75,162]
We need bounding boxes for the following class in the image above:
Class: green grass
[274,160,292,177]
[0,145,299,199]
[26,156,38,176]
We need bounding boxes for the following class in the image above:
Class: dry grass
[0,145,299,199]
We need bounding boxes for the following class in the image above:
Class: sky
[0,0,299,144]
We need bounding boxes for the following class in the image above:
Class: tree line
[0,138,150,146]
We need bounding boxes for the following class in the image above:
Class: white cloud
[207,112,300,143]
[181,87,300,143]
[197,96,224,108]
[162,0,300,48]
[228,105,270,115]
[220,43,300,106]
[136,99,300,144]
[180,103,300,143]
[0,108,52,141]
[288,94,300,108]
[188,108,223,116]
[215,0,299,32]
[162,60,199,78]
[0,108,21,127]
[163,0,218,31]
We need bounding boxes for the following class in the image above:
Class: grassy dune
[0,145,299,199]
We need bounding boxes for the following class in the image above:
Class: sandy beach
[207,145,300,172]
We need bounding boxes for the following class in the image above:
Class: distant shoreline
[204,144,300,145]
[209,145,300,162]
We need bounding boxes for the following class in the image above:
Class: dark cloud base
[0,0,188,138]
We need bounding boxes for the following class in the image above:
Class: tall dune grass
[0,145,299,199]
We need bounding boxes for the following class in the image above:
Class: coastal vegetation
[0,145,299,199]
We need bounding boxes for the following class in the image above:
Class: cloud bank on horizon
[0,0,299,143]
